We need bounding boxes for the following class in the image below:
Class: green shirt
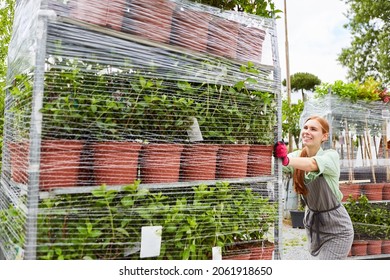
[283,148,343,201]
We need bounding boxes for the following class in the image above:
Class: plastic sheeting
[302,95,390,258]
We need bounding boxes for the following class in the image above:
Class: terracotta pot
[180,144,219,182]
[216,144,250,179]
[367,239,382,255]
[140,143,183,183]
[348,249,352,257]
[9,140,84,189]
[362,183,384,201]
[92,142,142,186]
[222,248,251,260]
[69,0,126,31]
[383,183,390,200]
[248,241,274,260]
[170,9,211,52]
[382,240,390,254]
[122,0,175,44]
[207,17,239,60]
[339,183,361,202]
[39,140,84,190]
[247,145,273,177]
[236,25,266,64]
[351,240,368,256]
[8,141,29,184]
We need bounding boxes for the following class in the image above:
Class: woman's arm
[287,157,319,172]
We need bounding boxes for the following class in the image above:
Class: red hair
[293,116,329,195]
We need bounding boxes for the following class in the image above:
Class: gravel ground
[281,219,313,260]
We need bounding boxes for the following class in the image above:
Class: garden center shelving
[302,95,390,259]
[0,0,283,260]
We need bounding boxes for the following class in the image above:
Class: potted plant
[69,0,127,32]
[230,184,277,259]
[344,195,390,256]
[33,180,277,260]
[122,0,176,44]
[135,77,198,183]
[41,58,150,188]
[7,66,86,190]
[238,62,276,177]
[289,198,305,229]
[188,0,279,63]
[195,62,276,179]
[170,3,212,53]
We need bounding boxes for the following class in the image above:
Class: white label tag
[15,245,24,260]
[140,226,162,258]
[187,117,203,142]
[212,246,222,260]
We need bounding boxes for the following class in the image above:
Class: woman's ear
[322,133,329,143]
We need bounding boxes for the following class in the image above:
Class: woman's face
[301,119,328,148]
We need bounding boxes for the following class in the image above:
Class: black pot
[290,210,305,229]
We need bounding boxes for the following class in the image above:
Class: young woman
[274,115,354,259]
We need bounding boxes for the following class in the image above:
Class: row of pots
[62,0,266,64]
[339,182,390,202]
[223,241,274,260]
[8,140,273,190]
[349,239,390,257]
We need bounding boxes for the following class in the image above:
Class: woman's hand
[273,141,289,166]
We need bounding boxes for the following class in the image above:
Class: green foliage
[282,99,304,148]
[0,0,16,169]
[39,58,276,144]
[190,0,282,18]
[282,72,321,101]
[0,204,25,252]
[314,77,384,103]
[0,0,15,84]
[338,0,390,84]
[39,58,199,141]
[344,195,390,240]
[198,62,276,144]
[33,181,277,260]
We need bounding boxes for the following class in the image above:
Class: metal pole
[24,0,49,260]
[270,15,283,260]
[284,0,293,151]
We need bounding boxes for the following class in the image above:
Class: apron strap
[307,204,341,245]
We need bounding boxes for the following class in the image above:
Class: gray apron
[302,175,354,259]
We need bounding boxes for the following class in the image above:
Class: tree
[190,0,282,18]
[0,0,15,87]
[338,0,390,85]
[0,0,16,169]
[282,72,321,101]
[282,99,304,149]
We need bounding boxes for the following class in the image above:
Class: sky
[273,0,352,89]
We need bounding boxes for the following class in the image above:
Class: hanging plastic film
[302,95,390,257]
[0,0,281,260]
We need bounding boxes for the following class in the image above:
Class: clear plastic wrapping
[302,95,390,255]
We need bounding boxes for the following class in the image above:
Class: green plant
[283,72,321,101]
[0,204,26,255]
[40,58,198,142]
[282,99,304,147]
[6,72,34,141]
[33,181,276,260]
[314,77,384,103]
[134,78,198,142]
[344,195,390,240]
[190,0,282,18]
[197,62,276,144]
